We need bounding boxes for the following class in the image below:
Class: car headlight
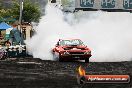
[84,51,91,54]
[64,51,70,55]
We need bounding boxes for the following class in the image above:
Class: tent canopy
[0,22,12,30]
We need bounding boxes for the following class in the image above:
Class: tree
[0,0,3,9]
[11,0,41,23]
[0,9,14,23]
[0,0,41,23]
[0,0,14,22]
[0,9,12,17]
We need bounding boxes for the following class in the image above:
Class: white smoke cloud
[26,5,132,62]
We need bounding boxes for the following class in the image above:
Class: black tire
[53,52,64,62]
[59,58,63,62]
[85,59,89,63]
[59,54,64,62]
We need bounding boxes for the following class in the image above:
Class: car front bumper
[60,54,92,60]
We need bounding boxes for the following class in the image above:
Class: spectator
[0,35,3,40]
[4,39,11,48]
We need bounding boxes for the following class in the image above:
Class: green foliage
[23,0,41,22]
[11,1,20,21]
[0,0,3,9]
[12,0,41,23]
[0,0,41,23]
[0,9,13,23]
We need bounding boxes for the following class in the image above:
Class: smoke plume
[26,5,132,62]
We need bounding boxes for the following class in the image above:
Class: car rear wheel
[53,52,59,61]
[85,59,89,63]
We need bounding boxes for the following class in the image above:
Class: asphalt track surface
[0,58,131,88]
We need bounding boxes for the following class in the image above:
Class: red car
[52,39,92,62]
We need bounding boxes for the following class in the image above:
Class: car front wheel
[59,55,64,62]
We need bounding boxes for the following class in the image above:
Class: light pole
[19,0,24,44]
[19,0,23,26]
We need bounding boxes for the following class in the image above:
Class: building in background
[21,22,34,40]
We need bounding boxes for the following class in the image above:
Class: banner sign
[75,0,132,10]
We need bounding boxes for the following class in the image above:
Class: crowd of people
[0,39,27,60]
[0,23,29,60]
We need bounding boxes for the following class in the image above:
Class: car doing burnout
[52,39,92,62]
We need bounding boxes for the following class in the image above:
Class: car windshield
[60,39,83,46]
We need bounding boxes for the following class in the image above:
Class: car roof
[59,39,81,41]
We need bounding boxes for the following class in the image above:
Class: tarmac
[0,58,131,88]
